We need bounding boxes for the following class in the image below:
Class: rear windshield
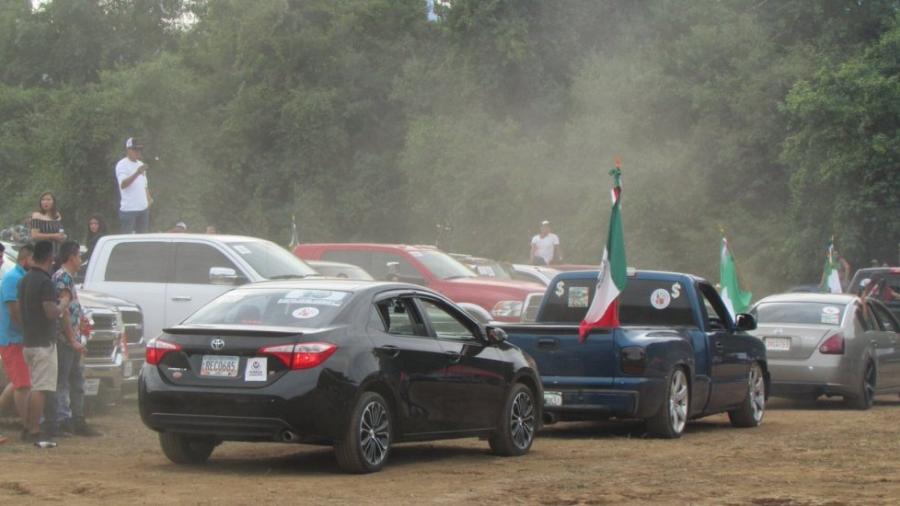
[751,302,846,326]
[540,277,696,326]
[183,288,351,328]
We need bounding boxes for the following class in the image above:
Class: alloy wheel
[359,400,390,467]
[669,369,689,434]
[510,391,536,450]
[749,364,766,423]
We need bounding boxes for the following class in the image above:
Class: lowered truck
[497,269,768,438]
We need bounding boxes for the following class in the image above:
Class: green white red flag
[579,161,627,342]
[719,236,752,318]
[819,238,842,294]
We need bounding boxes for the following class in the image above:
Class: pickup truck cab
[499,270,768,438]
[84,234,317,341]
[294,244,545,323]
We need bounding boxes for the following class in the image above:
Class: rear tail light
[620,346,646,375]
[819,333,845,355]
[258,342,338,370]
[145,338,182,365]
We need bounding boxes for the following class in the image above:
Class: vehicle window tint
[419,299,478,341]
[699,285,730,331]
[105,242,172,283]
[540,278,696,327]
[322,250,371,271]
[869,303,898,332]
[174,243,239,284]
[370,252,422,282]
[369,305,387,332]
[752,302,846,326]
[856,306,874,332]
[184,288,350,327]
[375,298,428,337]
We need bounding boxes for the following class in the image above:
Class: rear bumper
[138,365,352,442]
[541,376,665,419]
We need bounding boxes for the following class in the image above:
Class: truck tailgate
[503,325,617,385]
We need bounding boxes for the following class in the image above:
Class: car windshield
[413,250,476,280]
[226,240,317,279]
[752,302,847,326]
[183,288,351,328]
[314,263,374,280]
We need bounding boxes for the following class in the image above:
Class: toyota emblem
[210,338,226,351]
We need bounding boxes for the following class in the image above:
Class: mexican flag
[719,237,752,318]
[820,239,842,294]
[579,162,627,342]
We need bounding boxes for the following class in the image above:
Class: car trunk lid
[754,324,834,360]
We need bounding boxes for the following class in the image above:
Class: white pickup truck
[82,234,318,341]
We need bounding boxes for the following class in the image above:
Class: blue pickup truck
[498,270,768,438]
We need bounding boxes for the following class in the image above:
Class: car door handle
[171,296,193,302]
[444,351,462,363]
[537,338,559,350]
[375,345,400,358]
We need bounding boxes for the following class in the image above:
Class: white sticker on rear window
[650,289,671,310]
[568,286,589,308]
[233,245,252,255]
[554,281,566,298]
[277,290,348,307]
[292,307,320,319]
[821,306,841,324]
[671,283,681,299]
[822,306,841,315]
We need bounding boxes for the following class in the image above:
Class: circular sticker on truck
[650,289,672,310]
[292,307,320,319]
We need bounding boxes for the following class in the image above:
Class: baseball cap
[125,137,144,150]
[541,220,550,226]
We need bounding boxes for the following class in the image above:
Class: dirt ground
[1,396,898,506]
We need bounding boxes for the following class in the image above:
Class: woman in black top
[30,191,67,253]
[84,213,106,261]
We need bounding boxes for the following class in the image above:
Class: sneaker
[72,422,101,437]
[22,431,55,444]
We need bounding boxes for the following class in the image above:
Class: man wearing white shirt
[115,137,153,234]
[530,220,563,265]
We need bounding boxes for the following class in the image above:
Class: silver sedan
[750,293,900,409]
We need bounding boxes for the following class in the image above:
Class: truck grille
[86,339,115,358]
[522,292,543,323]
[120,309,144,343]
[92,314,117,331]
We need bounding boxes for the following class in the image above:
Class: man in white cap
[530,220,562,265]
[115,137,153,234]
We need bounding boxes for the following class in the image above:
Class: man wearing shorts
[0,244,34,442]
[19,241,69,443]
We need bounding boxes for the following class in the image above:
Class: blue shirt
[0,265,26,346]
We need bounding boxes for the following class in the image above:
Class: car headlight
[491,300,523,318]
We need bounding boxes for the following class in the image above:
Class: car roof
[298,243,440,252]
[756,293,858,305]
[234,279,439,296]
[101,233,266,243]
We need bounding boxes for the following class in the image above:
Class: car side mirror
[209,267,244,285]
[735,313,757,331]
[485,327,508,345]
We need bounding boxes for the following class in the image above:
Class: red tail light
[145,338,182,365]
[819,334,845,355]
[258,342,337,370]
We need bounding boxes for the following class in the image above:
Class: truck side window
[322,250,372,272]
[105,242,172,283]
[173,243,240,284]
[371,252,421,283]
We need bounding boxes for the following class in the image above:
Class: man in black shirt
[19,240,70,443]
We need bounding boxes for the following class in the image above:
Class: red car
[294,244,545,323]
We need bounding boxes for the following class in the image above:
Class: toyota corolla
[138,280,541,473]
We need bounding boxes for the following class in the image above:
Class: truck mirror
[735,313,757,331]
[209,267,244,285]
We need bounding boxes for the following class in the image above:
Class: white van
[83,234,318,340]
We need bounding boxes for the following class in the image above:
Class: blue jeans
[55,344,85,423]
[119,208,149,234]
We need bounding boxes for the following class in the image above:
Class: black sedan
[138,280,542,473]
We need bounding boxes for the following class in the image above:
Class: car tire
[728,362,766,428]
[647,366,689,439]
[844,360,876,410]
[159,432,215,465]
[334,391,393,474]
[489,383,537,456]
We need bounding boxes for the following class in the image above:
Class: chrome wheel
[510,391,536,450]
[749,364,766,423]
[359,400,390,467]
[669,369,689,434]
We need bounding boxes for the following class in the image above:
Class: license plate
[200,355,240,377]
[84,378,101,397]
[765,337,791,351]
[544,391,563,407]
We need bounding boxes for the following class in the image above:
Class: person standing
[530,220,563,266]
[51,241,99,437]
[116,137,153,234]
[83,213,107,262]
[30,192,67,255]
[0,244,34,439]
[19,240,70,444]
